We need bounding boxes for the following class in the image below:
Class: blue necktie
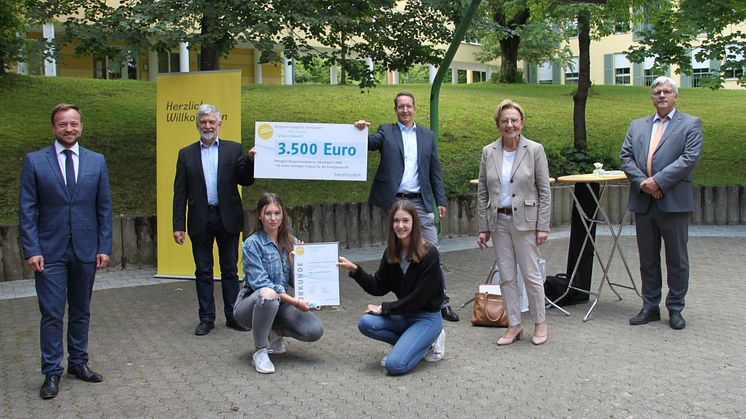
[64,149,76,196]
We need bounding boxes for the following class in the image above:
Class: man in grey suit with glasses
[620,76,703,330]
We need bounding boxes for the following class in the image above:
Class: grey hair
[651,76,678,95]
[196,104,221,123]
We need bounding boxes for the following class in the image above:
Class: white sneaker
[380,356,387,367]
[424,329,445,362]
[252,348,275,374]
[267,330,286,354]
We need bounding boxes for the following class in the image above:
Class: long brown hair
[254,193,294,255]
[385,200,428,264]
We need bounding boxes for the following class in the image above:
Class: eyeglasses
[652,89,674,96]
[499,118,521,125]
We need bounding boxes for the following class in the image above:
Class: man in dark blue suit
[173,104,255,336]
[355,92,458,321]
[20,104,112,399]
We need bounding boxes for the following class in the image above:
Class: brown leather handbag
[471,291,508,327]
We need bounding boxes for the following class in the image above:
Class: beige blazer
[477,135,551,233]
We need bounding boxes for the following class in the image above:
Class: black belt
[208,204,219,211]
[395,192,421,199]
[497,207,513,215]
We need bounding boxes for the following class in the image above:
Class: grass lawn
[2,74,745,224]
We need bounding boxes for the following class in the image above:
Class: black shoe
[441,305,460,322]
[39,374,60,399]
[195,321,215,336]
[67,363,103,383]
[226,318,250,332]
[629,308,661,325]
[669,310,686,330]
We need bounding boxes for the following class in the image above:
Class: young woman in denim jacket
[338,200,445,375]
[233,193,323,374]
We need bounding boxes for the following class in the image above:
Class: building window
[468,70,487,82]
[564,57,579,84]
[538,61,553,84]
[691,68,711,87]
[93,52,137,80]
[691,47,712,88]
[723,66,744,79]
[23,47,45,76]
[614,53,631,85]
[613,21,630,34]
[643,56,658,86]
[158,50,180,73]
[615,67,631,85]
[723,44,744,80]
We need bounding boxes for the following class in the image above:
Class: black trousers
[190,208,241,322]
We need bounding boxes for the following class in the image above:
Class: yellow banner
[155,70,242,278]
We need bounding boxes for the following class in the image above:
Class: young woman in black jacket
[338,200,446,375]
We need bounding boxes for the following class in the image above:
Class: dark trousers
[35,241,96,376]
[190,208,240,323]
[634,202,690,312]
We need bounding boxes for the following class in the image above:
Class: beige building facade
[526,22,745,90]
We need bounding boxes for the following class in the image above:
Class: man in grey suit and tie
[620,76,703,330]
[20,104,113,399]
[355,92,458,321]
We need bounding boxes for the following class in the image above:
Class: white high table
[556,173,640,321]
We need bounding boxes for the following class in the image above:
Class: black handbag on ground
[544,273,590,307]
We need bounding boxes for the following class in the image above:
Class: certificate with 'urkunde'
[294,242,340,306]
[253,121,368,181]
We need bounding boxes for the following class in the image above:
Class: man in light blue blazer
[20,104,112,399]
[355,92,457,321]
[620,76,703,330]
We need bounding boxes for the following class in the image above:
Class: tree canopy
[25,0,460,88]
[0,0,28,74]
[627,0,746,88]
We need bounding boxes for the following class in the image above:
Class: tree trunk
[492,7,529,83]
[340,41,348,85]
[199,2,218,71]
[572,10,591,152]
[499,37,520,83]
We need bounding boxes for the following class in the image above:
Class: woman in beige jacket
[477,99,552,346]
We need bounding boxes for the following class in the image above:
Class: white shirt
[55,141,79,184]
[201,137,220,206]
[397,122,420,193]
[649,108,676,154]
[498,150,516,208]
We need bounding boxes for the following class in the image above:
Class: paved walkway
[1,226,745,417]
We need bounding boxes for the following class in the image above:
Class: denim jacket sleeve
[242,234,287,294]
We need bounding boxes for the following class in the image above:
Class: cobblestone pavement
[1,229,745,417]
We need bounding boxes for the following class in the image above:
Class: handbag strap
[480,293,501,322]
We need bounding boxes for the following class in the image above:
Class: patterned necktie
[647,115,668,177]
[64,149,76,196]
